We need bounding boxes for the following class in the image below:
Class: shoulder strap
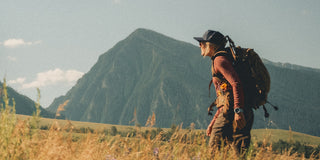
[211,49,235,76]
[211,51,228,62]
[211,49,234,64]
[208,50,230,97]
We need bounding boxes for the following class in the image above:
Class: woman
[194,30,254,153]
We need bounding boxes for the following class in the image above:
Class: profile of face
[199,42,214,57]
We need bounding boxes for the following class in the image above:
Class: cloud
[7,56,17,62]
[18,68,84,89]
[3,39,41,48]
[8,77,26,85]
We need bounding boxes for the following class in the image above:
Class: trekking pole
[266,100,279,110]
[225,36,237,61]
[262,105,270,118]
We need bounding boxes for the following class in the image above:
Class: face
[199,42,214,57]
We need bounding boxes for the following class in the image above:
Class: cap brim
[193,37,206,42]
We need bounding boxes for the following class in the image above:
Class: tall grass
[0,80,319,159]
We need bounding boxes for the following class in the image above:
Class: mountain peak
[123,28,190,54]
[132,28,156,35]
[126,28,176,45]
[130,28,161,37]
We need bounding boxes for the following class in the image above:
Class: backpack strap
[208,50,233,97]
[211,50,234,78]
[207,50,235,116]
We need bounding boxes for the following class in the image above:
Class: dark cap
[194,30,225,45]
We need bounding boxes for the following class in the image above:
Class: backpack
[209,37,278,117]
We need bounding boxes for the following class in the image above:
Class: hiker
[194,30,254,153]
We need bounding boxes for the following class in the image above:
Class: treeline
[39,124,198,141]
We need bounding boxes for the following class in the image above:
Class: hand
[234,112,246,129]
[206,125,213,136]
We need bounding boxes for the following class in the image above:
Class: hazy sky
[1,0,319,108]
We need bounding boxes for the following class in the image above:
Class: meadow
[1,82,320,159]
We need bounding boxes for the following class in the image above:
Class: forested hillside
[0,81,57,118]
[255,60,320,135]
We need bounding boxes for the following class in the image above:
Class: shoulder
[213,54,233,67]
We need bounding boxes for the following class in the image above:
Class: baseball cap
[194,30,225,45]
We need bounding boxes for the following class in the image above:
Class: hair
[205,38,227,56]
[208,37,228,76]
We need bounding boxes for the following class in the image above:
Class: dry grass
[2,119,317,160]
[1,81,319,160]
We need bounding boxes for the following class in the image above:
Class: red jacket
[212,55,244,109]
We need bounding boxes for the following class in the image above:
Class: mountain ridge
[48,28,320,136]
[0,81,57,118]
[262,59,320,73]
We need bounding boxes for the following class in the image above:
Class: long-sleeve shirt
[212,55,244,109]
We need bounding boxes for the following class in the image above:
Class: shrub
[110,126,118,136]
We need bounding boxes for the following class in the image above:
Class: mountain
[0,81,57,118]
[48,28,320,136]
[48,28,211,128]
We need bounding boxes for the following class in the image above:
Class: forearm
[208,107,222,127]
[230,81,244,109]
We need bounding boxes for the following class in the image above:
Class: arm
[214,56,244,109]
[207,107,222,136]
[214,56,246,129]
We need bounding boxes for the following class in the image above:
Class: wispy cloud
[2,39,41,48]
[9,68,84,89]
[8,77,26,85]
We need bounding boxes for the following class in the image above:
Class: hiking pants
[209,108,254,152]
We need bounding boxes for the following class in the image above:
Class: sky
[1,0,320,108]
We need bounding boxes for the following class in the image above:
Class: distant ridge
[0,81,57,118]
[262,59,320,73]
[48,28,320,136]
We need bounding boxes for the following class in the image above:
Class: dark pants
[209,108,254,153]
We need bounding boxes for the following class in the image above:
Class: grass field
[252,128,320,146]
[1,81,319,159]
[17,114,320,146]
[1,114,316,160]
